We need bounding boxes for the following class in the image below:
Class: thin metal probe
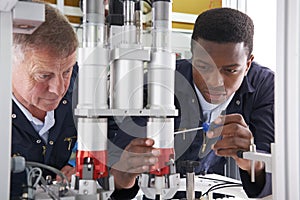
[174,127,204,135]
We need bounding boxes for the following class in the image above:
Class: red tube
[150,148,174,176]
[76,150,108,179]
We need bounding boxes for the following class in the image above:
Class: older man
[10,3,78,198]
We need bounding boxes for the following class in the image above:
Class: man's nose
[205,68,224,87]
[49,76,65,95]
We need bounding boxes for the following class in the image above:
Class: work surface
[134,174,273,200]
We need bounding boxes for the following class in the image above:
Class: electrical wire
[24,162,70,199]
[196,175,243,197]
[39,176,60,200]
[26,161,70,187]
[26,167,42,199]
[201,183,242,197]
[197,175,240,184]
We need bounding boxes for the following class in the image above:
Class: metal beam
[0,11,13,200]
[275,0,300,199]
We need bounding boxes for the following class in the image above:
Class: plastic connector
[11,156,26,173]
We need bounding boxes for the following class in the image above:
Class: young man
[10,3,78,198]
[110,7,274,199]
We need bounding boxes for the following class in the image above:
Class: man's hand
[110,138,160,190]
[56,165,76,182]
[207,114,265,177]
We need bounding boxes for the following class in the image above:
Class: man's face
[12,49,76,114]
[192,38,253,104]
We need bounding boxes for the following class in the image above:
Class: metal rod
[174,127,204,135]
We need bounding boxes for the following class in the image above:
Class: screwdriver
[174,122,220,135]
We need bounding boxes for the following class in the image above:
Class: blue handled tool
[174,122,219,135]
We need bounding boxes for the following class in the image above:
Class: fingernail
[152,149,160,156]
[207,131,214,138]
[214,150,220,156]
[145,139,152,146]
[215,117,222,124]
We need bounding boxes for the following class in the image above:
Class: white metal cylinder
[78,118,107,151]
[83,24,106,47]
[152,1,172,51]
[123,0,135,25]
[122,24,137,45]
[78,47,108,109]
[147,118,174,149]
[82,0,106,47]
[148,0,175,111]
[148,51,175,110]
[111,59,144,109]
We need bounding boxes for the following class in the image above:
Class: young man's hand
[208,113,265,176]
[110,138,160,189]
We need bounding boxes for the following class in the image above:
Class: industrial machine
[4,0,271,199]
[8,0,180,199]
[5,0,300,200]
[74,0,180,199]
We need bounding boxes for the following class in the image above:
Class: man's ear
[245,54,254,76]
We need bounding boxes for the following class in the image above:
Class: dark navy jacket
[10,63,139,200]
[10,66,78,198]
[110,59,274,199]
[11,93,77,198]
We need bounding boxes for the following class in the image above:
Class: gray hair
[13,3,78,64]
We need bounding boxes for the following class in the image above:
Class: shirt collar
[194,83,235,120]
[12,95,54,126]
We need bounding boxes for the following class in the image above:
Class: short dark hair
[191,7,254,58]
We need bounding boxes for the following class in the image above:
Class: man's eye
[195,65,210,71]
[63,70,71,77]
[38,74,50,79]
[34,73,51,81]
[225,69,237,73]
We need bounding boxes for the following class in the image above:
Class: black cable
[197,175,239,184]
[202,183,228,196]
[202,183,242,197]
[210,183,243,192]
